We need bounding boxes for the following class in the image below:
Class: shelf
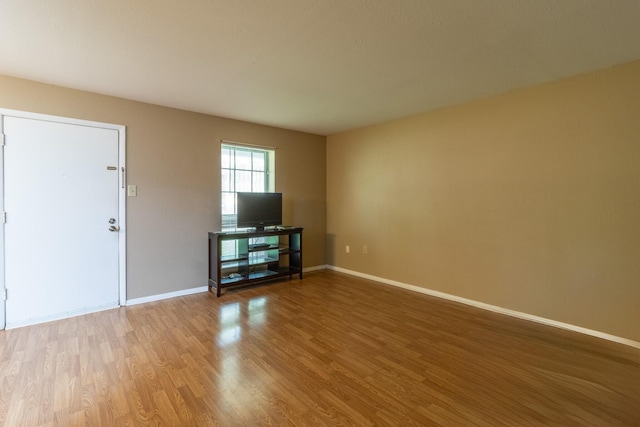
[278,247,300,255]
[248,255,279,265]
[216,227,302,240]
[248,245,300,255]
[209,227,303,297]
[219,267,302,286]
[220,254,248,263]
[248,244,279,253]
[220,275,247,285]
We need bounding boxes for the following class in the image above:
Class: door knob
[109,226,120,232]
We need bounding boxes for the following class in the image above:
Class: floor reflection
[216,296,269,399]
[248,296,267,327]
[216,296,268,347]
[217,302,241,346]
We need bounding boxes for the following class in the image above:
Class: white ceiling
[1,1,640,136]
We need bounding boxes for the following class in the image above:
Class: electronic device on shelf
[249,243,271,250]
[237,192,282,231]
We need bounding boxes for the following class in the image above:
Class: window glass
[252,152,265,171]
[235,170,252,192]
[235,149,252,170]
[221,169,233,192]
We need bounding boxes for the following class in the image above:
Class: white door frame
[0,108,127,329]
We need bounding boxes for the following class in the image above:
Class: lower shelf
[212,266,302,296]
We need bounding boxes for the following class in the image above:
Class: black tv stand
[208,227,303,297]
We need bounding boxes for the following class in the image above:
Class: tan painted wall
[327,60,640,342]
[0,75,326,300]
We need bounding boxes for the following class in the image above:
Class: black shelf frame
[208,227,303,296]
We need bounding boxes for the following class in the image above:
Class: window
[221,144,275,230]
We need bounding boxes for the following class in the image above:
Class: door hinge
[1,133,5,146]
[2,212,5,224]
[2,289,6,301]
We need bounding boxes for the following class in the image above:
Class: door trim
[0,108,127,327]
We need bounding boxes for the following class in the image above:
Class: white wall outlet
[127,184,137,197]
[346,245,350,253]
[362,245,368,254]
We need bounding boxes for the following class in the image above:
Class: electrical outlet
[346,245,350,253]
[362,245,368,254]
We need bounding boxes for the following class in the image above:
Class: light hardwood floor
[0,270,638,426]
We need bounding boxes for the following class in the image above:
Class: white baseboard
[6,303,120,329]
[304,265,328,273]
[327,265,640,350]
[126,286,209,306]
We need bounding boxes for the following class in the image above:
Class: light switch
[127,185,137,197]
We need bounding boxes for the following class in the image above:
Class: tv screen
[236,192,282,230]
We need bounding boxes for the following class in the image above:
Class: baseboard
[303,265,328,273]
[6,303,120,329]
[327,265,640,350]
[126,286,209,306]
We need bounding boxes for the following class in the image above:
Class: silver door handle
[109,226,120,232]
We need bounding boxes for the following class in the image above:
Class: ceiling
[1,1,640,136]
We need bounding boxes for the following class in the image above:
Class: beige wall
[327,60,640,342]
[0,75,326,300]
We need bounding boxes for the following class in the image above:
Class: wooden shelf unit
[208,227,303,296]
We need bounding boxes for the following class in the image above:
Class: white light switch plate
[127,185,137,197]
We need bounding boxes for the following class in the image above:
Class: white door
[1,113,125,328]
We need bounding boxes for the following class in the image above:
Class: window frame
[221,144,275,231]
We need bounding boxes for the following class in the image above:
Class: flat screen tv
[236,192,282,230]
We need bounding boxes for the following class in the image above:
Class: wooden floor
[0,271,638,426]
